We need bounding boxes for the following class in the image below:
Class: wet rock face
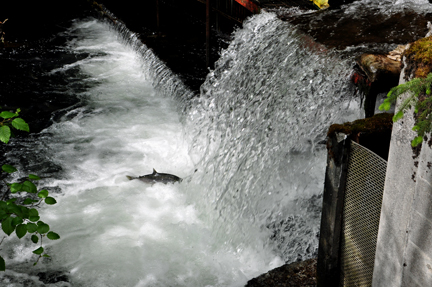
[282,9,432,51]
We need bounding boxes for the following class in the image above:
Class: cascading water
[4,3,415,286]
[183,12,362,263]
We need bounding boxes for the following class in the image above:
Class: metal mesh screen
[340,141,387,287]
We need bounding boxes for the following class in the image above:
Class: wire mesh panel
[340,141,387,287]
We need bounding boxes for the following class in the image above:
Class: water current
[1,0,431,286]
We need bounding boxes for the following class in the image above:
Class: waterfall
[183,12,361,262]
[0,8,366,287]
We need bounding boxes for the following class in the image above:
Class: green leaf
[37,190,48,199]
[19,206,29,219]
[28,174,41,180]
[10,183,23,193]
[1,216,14,236]
[45,197,57,205]
[412,125,419,132]
[0,125,11,144]
[29,209,39,217]
[0,256,5,271]
[29,209,40,222]
[2,164,17,173]
[29,215,40,222]
[31,234,39,243]
[412,136,423,147]
[42,254,50,258]
[7,204,23,218]
[12,216,23,226]
[379,101,391,111]
[0,111,17,119]
[37,221,50,234]
[22,181,37,194]
[393,111,404,122]
[23,198,38,205]
[11,118,29,132]
[0,210,8,221]
[32,247,44,255]
[26,222,38,233]
[16,224,27,239]
[47,231,60,240]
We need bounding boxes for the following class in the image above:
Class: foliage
[379,73,432,147]
[0,108,29,144]
[0,109,59,271]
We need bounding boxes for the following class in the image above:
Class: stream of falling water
[0,6,376,287]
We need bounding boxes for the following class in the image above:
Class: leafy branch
[0,108,29,144]
[379,72,432,147]
[0,109,59,271]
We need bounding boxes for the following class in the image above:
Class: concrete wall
[373,53,432,286]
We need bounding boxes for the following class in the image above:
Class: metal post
[206,0,211,68]
[317,132,350,287]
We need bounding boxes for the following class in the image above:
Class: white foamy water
[44,19,286,286]
[0,19,281,287]
[1,4,385,284]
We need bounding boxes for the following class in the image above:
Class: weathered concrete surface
[374,125,432,287]
[371,86,418,286]
[373,35,432,286]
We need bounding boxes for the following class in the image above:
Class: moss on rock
[404,36,432,80]
[327,113,393,138]
[328,113,393,160]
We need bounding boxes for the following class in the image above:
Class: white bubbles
[10,18,279,287]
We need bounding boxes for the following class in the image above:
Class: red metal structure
[234,0,260,13]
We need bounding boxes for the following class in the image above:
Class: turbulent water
[3,0,430,285]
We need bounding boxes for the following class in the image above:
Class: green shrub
[0,108,60,271]
[379,73,432,147]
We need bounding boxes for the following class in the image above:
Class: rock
[403,35,432,80]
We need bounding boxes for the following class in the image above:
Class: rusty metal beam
[234,0,260,13]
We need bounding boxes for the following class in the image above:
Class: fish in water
[126,168,182,185]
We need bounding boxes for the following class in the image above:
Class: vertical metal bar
[317,133,350,287]
[206,0,211,68]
